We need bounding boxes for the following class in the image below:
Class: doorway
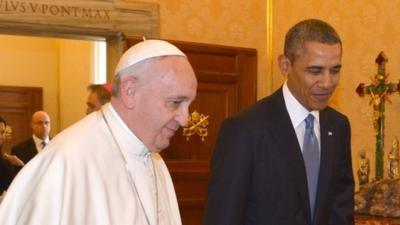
[0,34,107,134]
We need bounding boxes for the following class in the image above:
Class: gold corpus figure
[183,111,209,141]
[388,137,400,179]
[357,150,370,186]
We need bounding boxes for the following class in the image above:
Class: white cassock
[0,103,182,225]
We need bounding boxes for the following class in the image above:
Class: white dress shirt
[32,135,49,152]
[282,82,321,153]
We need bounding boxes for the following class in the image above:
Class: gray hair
[112,56,166,96]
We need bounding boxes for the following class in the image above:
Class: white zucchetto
[114,40,186,75]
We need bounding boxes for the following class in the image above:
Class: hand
[3,153,24,166]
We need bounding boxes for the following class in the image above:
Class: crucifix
[356,51,400,180]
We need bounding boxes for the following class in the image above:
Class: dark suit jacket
[11,137,38,173]
[204,88,354,225]
[0,158,13,192]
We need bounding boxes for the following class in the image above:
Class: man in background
[0,40,197,225]
[86,83,112,114]
[11,110,51,170]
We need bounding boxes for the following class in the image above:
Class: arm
[0,158,13,192]
[3,153,24,167]
[10,145,25,175]
[329,118,355,225]
[204,118,253,225]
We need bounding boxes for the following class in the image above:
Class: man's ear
[278,55,291,76]
[120,76,138,109]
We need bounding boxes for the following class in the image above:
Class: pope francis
[0,40,198,225]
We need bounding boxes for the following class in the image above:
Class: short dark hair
[284,19,342,61]
[87,84,111,105]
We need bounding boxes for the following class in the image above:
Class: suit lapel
[268,89,311,220]
[28,138,38,160]
[313,109,336,224]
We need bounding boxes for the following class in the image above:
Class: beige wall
[137,0,268,97]
[0,35,92,135]
[1,0,267,134]
[58,40,93,130]
[139,0,400,187]
[0,35,59,136]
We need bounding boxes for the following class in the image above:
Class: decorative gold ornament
[3,125,12,141]
[357,150,370,186]
[182,111,209,141]
[356,51,400,180]
[388,137,400,179]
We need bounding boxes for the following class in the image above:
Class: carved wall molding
[0,0,160,78]
[0,0,159,38]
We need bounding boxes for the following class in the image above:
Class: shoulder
[13,138,34,147]
[223,89,286,131]
[11,138,34,152]
[43,113,109,157]
[322,106,350,125]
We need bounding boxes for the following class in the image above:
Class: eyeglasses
[33,121,50,125]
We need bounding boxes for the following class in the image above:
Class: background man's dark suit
[0,159,13,192]
[204,88,354,225]
[11,138,38,172]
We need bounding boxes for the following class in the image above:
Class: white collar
[282,81,319,128]
[32,134,49,145]
[101,103,150,161]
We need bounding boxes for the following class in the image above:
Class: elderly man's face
[131,56,197,152]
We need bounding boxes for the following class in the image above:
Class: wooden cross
[356,51,400,180]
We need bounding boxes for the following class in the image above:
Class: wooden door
[126,39,257,225]
[0,85,42,149]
